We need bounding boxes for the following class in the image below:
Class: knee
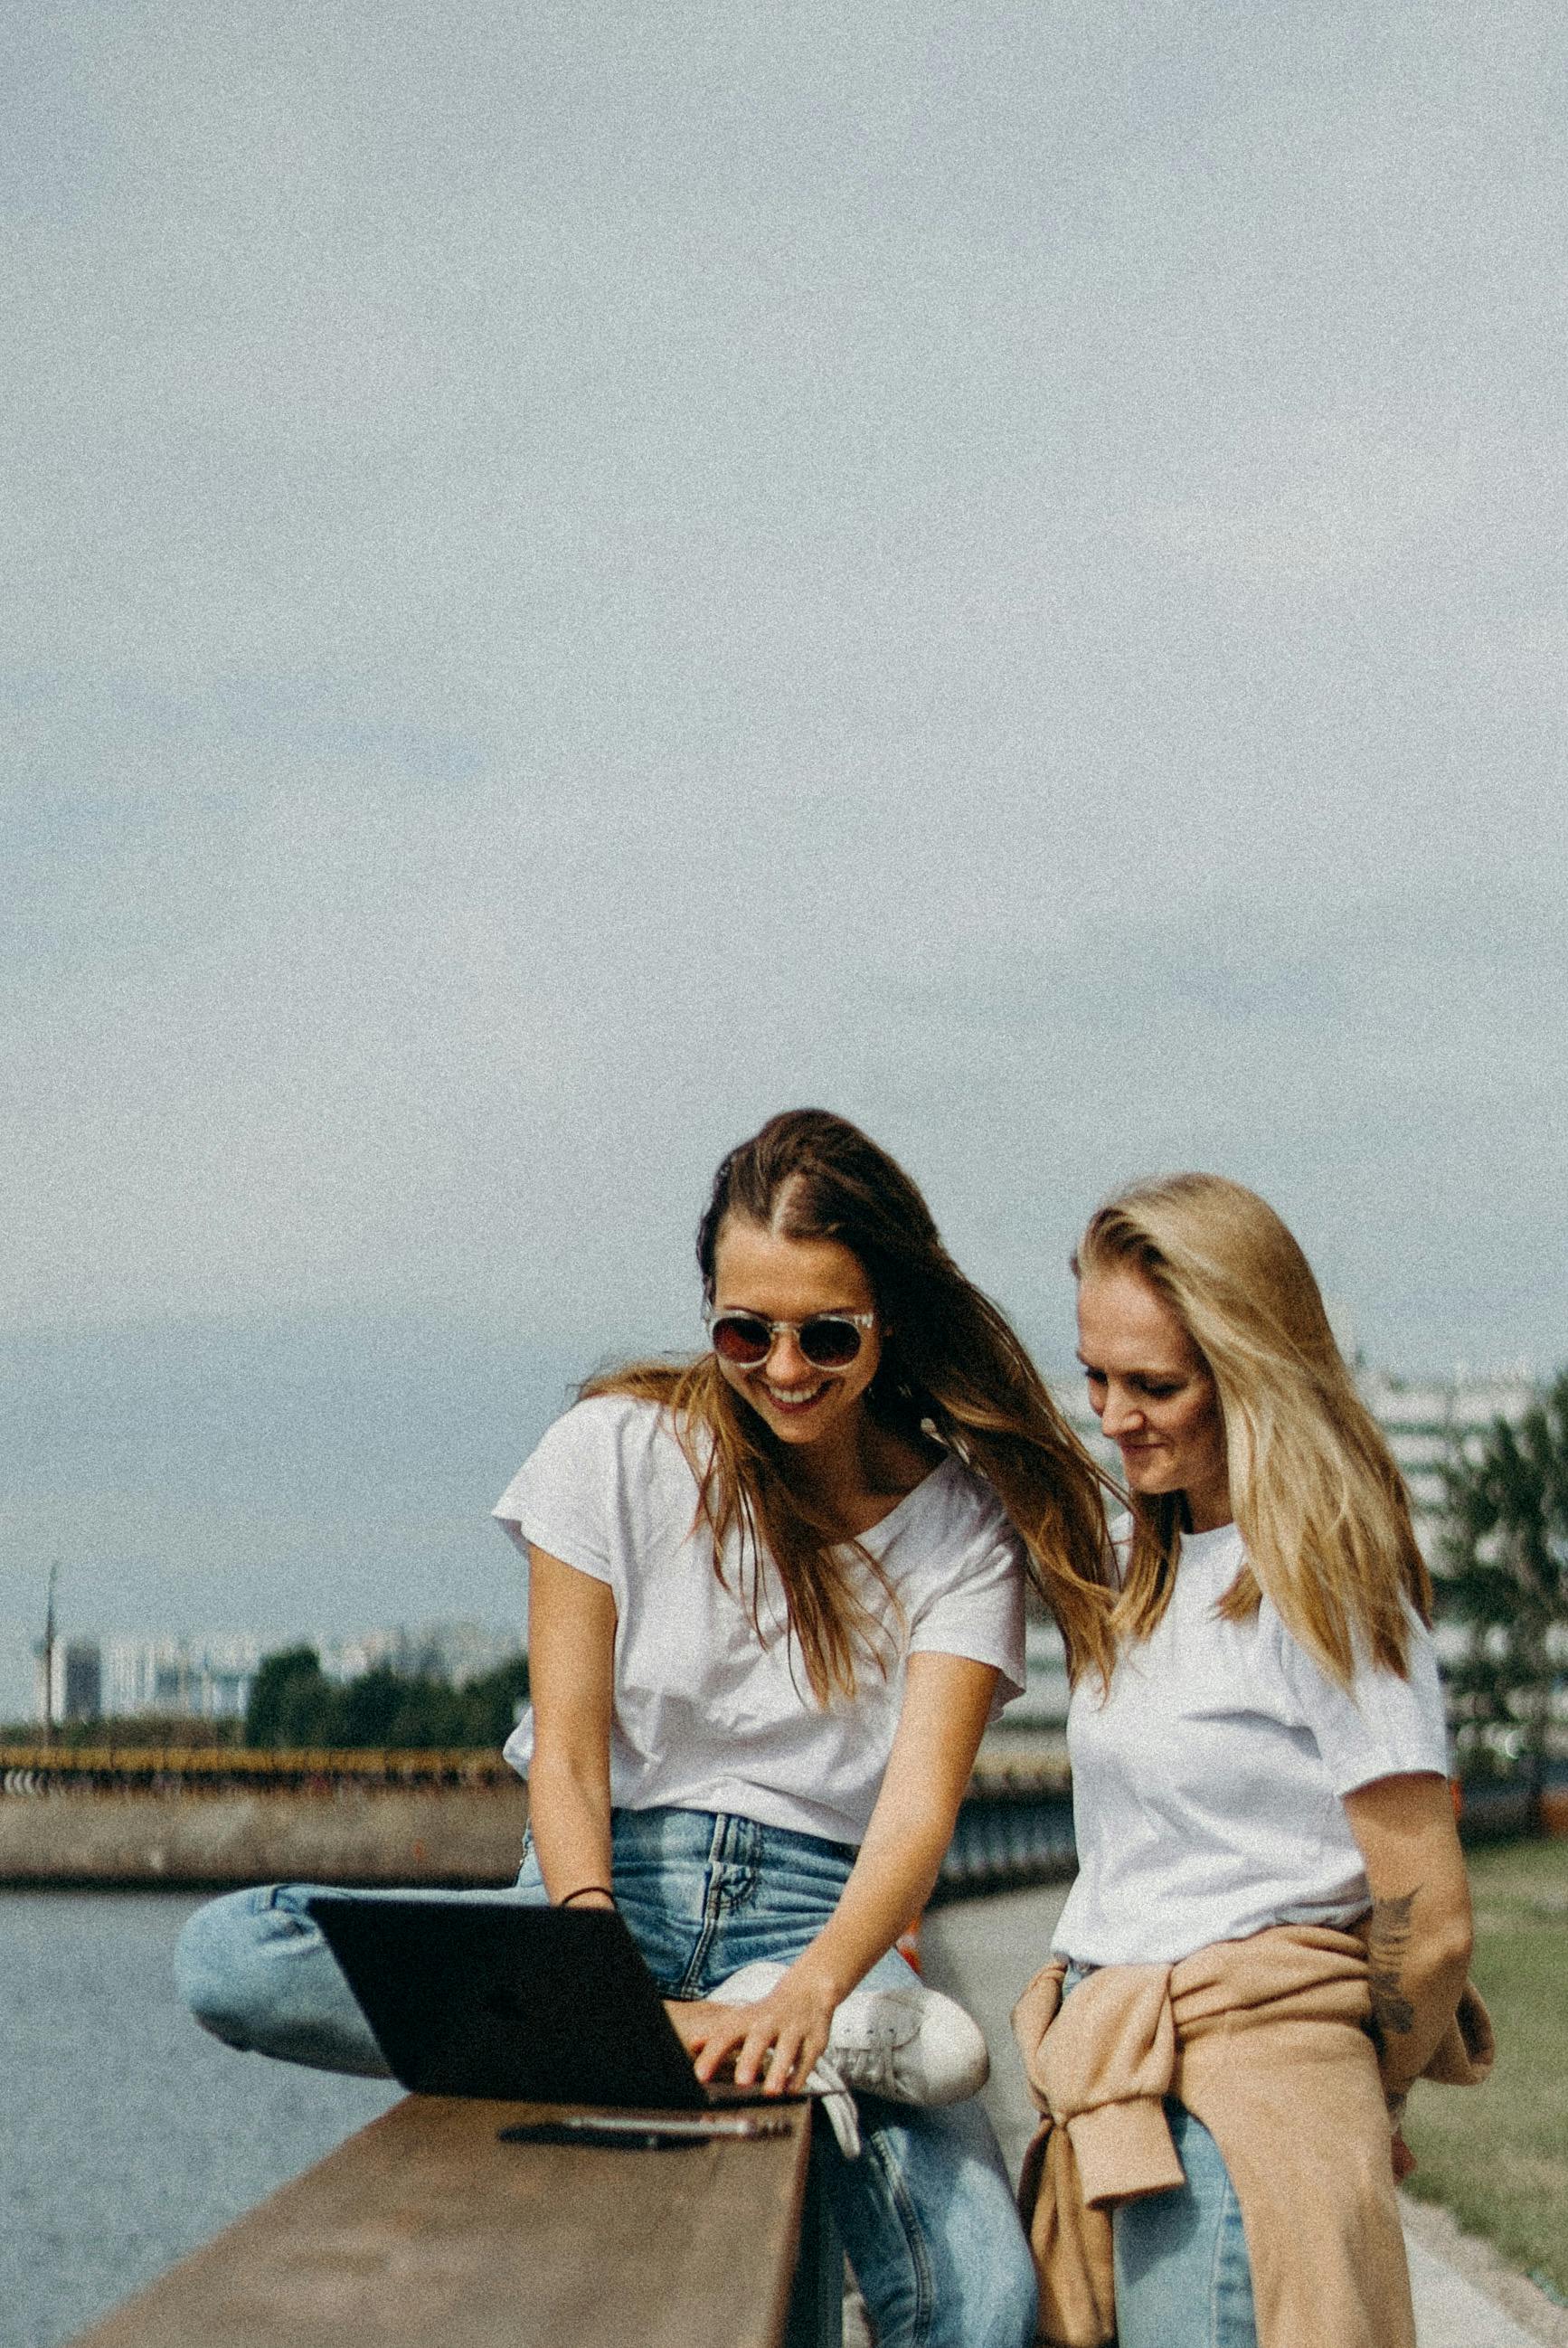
[935,2201,1037,2348]
[175,1885,298,2049]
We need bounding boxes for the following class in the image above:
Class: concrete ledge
[0,1786,527,1888]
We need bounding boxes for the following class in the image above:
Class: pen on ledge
[500,2110,796,2145]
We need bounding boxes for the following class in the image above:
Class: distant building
[1356,1367,1535,1563]
[99,1633,266,1723]
[33,1620,525,1727]
[325,1622,524,1688]
[33,1639,104,1728]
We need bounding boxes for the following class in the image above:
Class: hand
[1384,2088,1415,2181]
[668,1969,840,2097]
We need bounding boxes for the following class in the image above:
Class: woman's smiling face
[710,1217,882,1448]
[1076,1265,1231,1531]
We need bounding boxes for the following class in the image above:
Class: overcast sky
[5,2,1565,1713]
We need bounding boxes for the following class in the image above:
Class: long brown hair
[1074,1173,1431,1684]
[586,1110,1117,1702]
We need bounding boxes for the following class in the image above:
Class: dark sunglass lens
[799,1318,864,1368]
[713,1314,772,1365]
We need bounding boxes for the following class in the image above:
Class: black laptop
[309,1894,786,2108]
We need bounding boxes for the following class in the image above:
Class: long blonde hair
[1074,1173,1431,1684]
[587,1110,1119,1702]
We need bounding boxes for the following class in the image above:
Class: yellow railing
[0,1741,1070,1804]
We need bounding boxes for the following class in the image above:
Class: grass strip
[1403,1832,1568,2301]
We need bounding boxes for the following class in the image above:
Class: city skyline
[25,1617,525,1732]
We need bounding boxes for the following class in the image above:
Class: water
[1,1890,400,2348]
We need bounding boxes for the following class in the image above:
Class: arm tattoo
[1367,1888,1419,2044]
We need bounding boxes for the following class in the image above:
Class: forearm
[685,1653,996,2091]
[783,1802,952,2006]
[1344,1773,1475,2105]
[525,1747,615,1908]
[1365,1884,1472,2100]
[683,1792,958,2091]
[524,1547,619,1908]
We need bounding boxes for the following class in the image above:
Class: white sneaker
[712,1961,989,2107]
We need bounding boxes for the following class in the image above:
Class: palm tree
[1440,1370,1568,1820]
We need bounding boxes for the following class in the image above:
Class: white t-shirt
[1053,1519,1450,1966]
[493,1392,1027,1847]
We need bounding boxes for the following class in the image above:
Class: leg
[1112,2100,1258,2348]
[692,1823,1037,2348]
[175,1813,718,2077]
[175,1880,543,2078]
[818,2087,1038,2348]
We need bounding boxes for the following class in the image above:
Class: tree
[339,1667,414,1747]
[342,1667,467,1749]
[244,1647,330,1747]
[275,1670,348,1747]
[457,1653,530,1747]
[242,1643,530,1752]
[1440,1369,1568,1812]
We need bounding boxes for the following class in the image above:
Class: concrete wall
[0,1785,528,1888]
[6,1776,1559,1891]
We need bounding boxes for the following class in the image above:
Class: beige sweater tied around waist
[1010,1924,1494,2348]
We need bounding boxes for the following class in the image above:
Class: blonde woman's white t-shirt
[493,1392,1026,1848]
[1053,1520,1450,1966]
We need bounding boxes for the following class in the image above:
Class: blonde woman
[1012,1176,1485,2348]
[181,1110,1116,2348]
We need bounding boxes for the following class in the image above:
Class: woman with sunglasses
[179,1109,1115,2348]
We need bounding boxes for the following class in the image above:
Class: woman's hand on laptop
[666,1965,839,2096]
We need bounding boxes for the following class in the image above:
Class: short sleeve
[1278,1607,1450,1795]
[904,1514,1027,1711]
[491,1398,619,1585]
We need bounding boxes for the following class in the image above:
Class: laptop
[309,1894,789,2109]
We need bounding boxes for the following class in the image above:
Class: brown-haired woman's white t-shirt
[493,1392,1026,1849]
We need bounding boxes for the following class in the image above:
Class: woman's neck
[1182,1481,1234,1536]
[779,1408,932,1534]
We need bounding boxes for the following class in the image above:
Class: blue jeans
[177,1807,1038,2348]
[1060,1964,1258,2348]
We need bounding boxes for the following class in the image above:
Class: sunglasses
[705,1308,877,1371]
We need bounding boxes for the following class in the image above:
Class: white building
[99,1633,269,1723]
[324,1622,524,1687]
[33,1639,104,1727]
[33,1620,525,1728]
[1356,1367,1535,1562]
